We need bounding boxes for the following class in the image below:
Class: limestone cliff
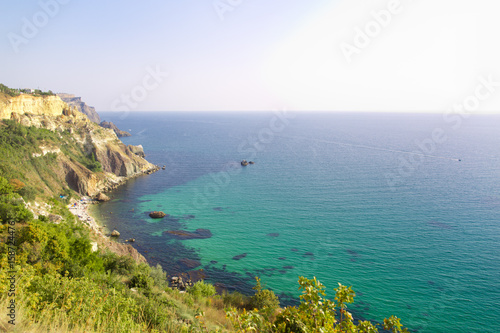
[0,94,66,119]
[1,93,158,197]
[57,93,101,123]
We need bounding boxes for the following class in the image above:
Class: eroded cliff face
[0,94,66,119]
[2,94,158,197]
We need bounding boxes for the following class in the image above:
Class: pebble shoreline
[68,197,105,237]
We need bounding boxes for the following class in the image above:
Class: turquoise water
[95,112,500,332]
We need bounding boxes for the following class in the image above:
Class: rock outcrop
[97,237,147,264]
[100,121,131,137]
[96,193,111,202]
[57,93,101,123]
[128,145,145,158]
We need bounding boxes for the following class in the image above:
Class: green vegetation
[0,177,232,331]
[0,84,20,97]
[226,277,409,333]
[0,172,409,332]
[0,119,103,199]
[0,115,409,332]
[0,83,54,97]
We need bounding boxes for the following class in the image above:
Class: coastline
[67,167,160,263]
[68,197,104,236]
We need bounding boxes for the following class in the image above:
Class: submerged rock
[232,253,247,260]
[164,229,212,240]
[178,258,201,269]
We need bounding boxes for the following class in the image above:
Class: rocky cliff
[57,93,101,123]
[1,93,158,197]
[0,94,66,119]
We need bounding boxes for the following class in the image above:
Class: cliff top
[56,93,77,99]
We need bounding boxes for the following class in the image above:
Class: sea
[94,111,500,333]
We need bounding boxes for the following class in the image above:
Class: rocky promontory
[57,93,101,123]
[0,92,158,197]
[100,120,132,137]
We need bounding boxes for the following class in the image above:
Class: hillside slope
[0,92,158,198]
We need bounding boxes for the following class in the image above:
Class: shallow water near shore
[95,111,500,332]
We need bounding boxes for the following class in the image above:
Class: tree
[249,277,280,311]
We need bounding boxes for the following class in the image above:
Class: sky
[1,0,500,113]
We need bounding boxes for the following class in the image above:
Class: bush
[130,263,153,291]
[223,291,250,309]
[249,277,280,311]
[149,263,168,288]
[187,280,217,299]
[102,252,136,275]
[84,153,102,172]
[0,192,33,224]
[227,276,409,333]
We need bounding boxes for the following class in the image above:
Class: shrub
[227,276,409,333]
[149,263,168,288]
[249,277,280,311]
[0,179,33,224]
[223,291,250,309]
[188,280,217,299]
[130,263,153,291]
[102,252,136,275]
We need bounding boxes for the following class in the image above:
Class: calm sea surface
[95,111,500,332]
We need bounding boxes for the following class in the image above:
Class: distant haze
[1,0,499,113]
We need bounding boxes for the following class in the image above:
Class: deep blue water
[95,111,500,332]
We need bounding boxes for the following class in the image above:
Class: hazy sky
[1,0,499,112]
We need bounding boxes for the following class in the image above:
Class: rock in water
[96,193,110,202]
[149,211,166,218]
[111,230,120,237]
